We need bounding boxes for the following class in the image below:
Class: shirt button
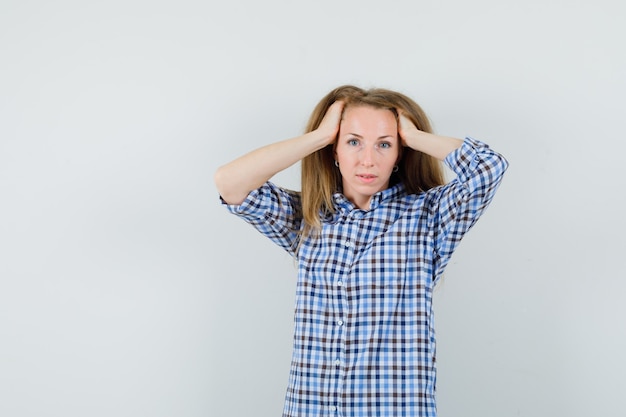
[337,320,344,326]
[337,280,343,287]
[334,359,341,366]
[330,405,337,412]
[344,240,353,248]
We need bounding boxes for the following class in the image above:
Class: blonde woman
[214,85,508,417]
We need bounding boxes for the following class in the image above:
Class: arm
[431,138,509,281]
[214,101,344,205]
[397,112,463,160]
[398,112,508,281]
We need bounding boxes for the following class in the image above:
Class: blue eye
[348,139,359,146]
[378,142,391,149]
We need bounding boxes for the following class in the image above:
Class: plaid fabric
[223,137,508,417]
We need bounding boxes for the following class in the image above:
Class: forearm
[214,130,330,205]
[404,130,463,161]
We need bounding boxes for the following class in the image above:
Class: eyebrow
[347,133,395,140]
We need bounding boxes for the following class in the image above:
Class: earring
[334,160,339,168]
[393,165,399,173]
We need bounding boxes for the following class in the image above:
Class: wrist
[402,129,428,150]
[305,129,336,151]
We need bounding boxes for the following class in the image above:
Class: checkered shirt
[223,137,508,416]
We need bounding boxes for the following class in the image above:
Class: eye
[378,142,392,149]
[347,138,360,146]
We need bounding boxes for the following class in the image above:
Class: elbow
[213,166,226,193]
[213,166,226,196]
[498,152,510,172]
[496,153,510,180]
[213,166,232,202]
[213,166,246,205]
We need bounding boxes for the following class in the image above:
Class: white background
[1,1,625,416]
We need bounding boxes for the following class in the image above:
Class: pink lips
[357,174,377,184]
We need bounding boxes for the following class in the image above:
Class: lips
[357,174,377,183]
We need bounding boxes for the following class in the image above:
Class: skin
[214,100,462,206]
[335,106,400,209]
[214,101,343,205]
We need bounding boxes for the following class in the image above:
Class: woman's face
[335,105,400,209]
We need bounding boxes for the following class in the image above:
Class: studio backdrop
[1,1,624,416]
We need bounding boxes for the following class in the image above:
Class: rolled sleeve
[432,137,509,279]
[220,182,302,256]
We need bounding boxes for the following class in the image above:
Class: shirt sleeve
[430,137,509,281]
[220,181,302,257]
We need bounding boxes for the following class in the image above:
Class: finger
[398,112,416,131]
[327,101,345,126]
[330,100,345,116]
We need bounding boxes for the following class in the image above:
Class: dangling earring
[334,160,340,168]
[392,165,399,173]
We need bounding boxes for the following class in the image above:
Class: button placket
[331,214,355,416]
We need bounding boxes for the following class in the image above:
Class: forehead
[340,105,397,135]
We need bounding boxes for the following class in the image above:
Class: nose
[360,146,374,167]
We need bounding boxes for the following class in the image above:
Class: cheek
[337,155,353,171]
[335,146,353,164]
[381,149,399,165]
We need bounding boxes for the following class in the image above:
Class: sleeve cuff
[220,184,268,219]
[443,136,489,181]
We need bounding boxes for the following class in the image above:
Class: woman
[214,85,508,417]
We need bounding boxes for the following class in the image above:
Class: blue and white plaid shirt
[223,137,508,417]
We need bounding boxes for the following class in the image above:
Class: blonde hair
[300,85,445,236]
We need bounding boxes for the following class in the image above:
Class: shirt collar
[331,182,406,213]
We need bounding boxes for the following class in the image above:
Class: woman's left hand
[397,111,422,149]
[397,110,463,160]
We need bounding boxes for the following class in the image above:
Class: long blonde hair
[300,85,445,235]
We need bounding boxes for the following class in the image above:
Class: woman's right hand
[316,101,345,146]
